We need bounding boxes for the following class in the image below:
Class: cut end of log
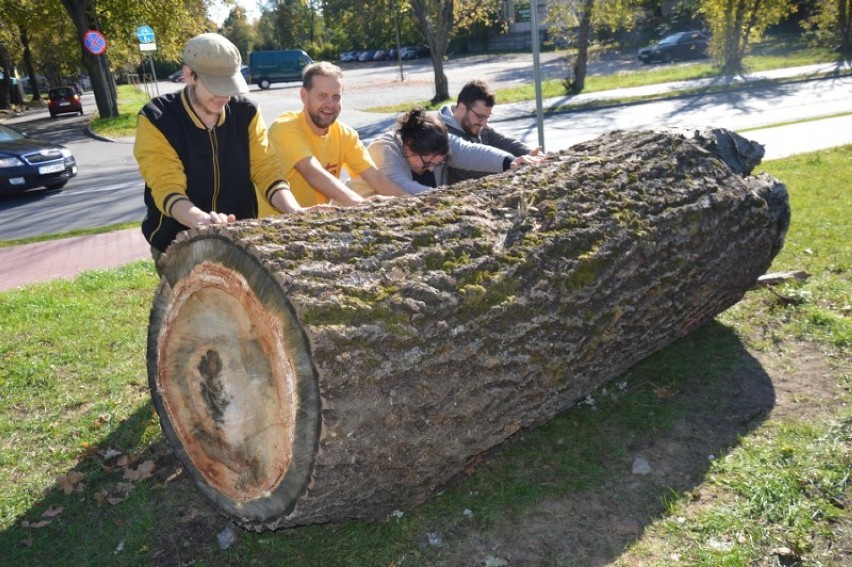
[158,261,295,502]
[148,237,321,528]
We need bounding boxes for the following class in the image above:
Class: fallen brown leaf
[23,520,51,529]
[78,443,99,459]
[123,460,156,482]
[56,471,85,494]
[42,505,63,518]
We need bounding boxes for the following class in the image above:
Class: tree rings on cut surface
[147,235,319,528]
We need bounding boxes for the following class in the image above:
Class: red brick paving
[0,228,151,292]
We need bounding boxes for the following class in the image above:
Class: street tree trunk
[147,128,789,532]
[571,0,595,92]
[840,0,852,55]
[60,0,119,118]
[411,0,454,103]
[20,27,42,102]
[0,43,12,110]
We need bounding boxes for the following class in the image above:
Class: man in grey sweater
[439,79,544,184]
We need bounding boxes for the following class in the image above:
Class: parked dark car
[0,124,78,193]
[400,45,430,60]
[357,50,375,62]
[638,31,709,64]
[47,87,84,118]
[168,69,184,82]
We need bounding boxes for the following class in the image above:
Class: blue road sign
[83,30,108,56]
[136,25,155,44]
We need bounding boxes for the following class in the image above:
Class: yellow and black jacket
[135,89,285,252]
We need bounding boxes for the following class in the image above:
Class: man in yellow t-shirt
[265,62,403,214]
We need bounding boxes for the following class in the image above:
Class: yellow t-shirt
[265,109,375,211]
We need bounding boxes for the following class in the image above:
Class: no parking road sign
[83,30,108,56]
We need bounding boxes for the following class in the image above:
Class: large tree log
[147,128,789,531]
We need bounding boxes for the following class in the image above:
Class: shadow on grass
[0,320,775,566]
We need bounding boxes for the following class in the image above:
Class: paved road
[0,57,850,241]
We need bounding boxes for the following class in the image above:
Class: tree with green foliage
[700,0,796,74]
[545,0,641,93]
[410,0,502,103]
[256,0,320,51]
[0,13,22,108]
[56,0,211,118]
[220,6,257,62]
[322,0,423,54]
[410,0,455,102]
[1,0,78,105]
[802,0,852,54]
[60,0,120,119]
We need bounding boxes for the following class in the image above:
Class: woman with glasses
[352,107,521,196]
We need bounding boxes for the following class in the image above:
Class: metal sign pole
[136,26,159,98]
[530,1,546,152]
[148,53,160,97]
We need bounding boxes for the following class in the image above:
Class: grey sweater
[438,104,532,184]
[352,128,514,196]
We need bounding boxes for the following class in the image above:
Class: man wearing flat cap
[134,33,302,269]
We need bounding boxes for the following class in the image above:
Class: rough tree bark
[147,128,789,532]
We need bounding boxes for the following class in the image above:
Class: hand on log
[147,128,790,531]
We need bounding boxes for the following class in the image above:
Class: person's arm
[448,134,514,173]
[482,126,533,157]
[293,156,365,206]
[340,127,408,197]
[368,135,434,195]
[450,133,546,173]
[357,166,408,197]
[266,182,304,213]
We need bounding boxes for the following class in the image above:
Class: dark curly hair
[397,107,450,157]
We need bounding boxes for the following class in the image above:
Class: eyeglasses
[465,105,491,123]
[418,152,448,170]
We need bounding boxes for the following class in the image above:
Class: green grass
[723,148,852,351]
[0,145,848,564]
[88,84,150,138]
[368,42,841,113]
[0,222,139,249]
[737,111,852,132]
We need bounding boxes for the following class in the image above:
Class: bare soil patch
[427,343,850,566]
